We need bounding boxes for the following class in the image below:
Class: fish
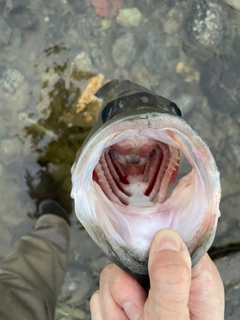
[71,80,221,278]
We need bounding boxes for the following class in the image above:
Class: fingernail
[154,229,187,252]
[123,302,141,320]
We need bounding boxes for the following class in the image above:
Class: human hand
[90,229,224,320]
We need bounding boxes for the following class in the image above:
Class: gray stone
[0,17,12,45]
[1,68,24,94]
[186,0,225,48]
[10,28,22,48]
[215,253,240,320]
[225,0,240,11]
[143,31,176,74]
[6,6,38,30]
[112,33,137,68]
[116,8,142,27]
[0,138,22,165]
[0,122,8,138]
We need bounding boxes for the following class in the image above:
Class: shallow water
[0,0,240,318]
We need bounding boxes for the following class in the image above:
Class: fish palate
[71,80,221,278]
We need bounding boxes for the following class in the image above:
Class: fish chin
[71,113,221,277]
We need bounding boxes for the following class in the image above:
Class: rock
[112,32,137,68]
[68,0,88,14]
[215,253,240,320]
[91,0,122,18]
[9,28,22,48]
[116,8,142,27]
[0,17,12,45]
[0,122,8,138]
[6,5,38,30]
[200,55,240,113]
[0,221,11,258]
[225,0,240,11]
[220,193,240,222]
[0,138,22,165]
[0,68,30,111]
[1,68,24,94]
[175,61,200,83]
[69,52,95,79]
[163,7,183,34]
[184,0,226,59]
[100,19,111,30]
[62,73,107,128]
[143,31,177,74]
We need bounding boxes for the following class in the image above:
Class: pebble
[224,0,240,11]
[143,31,174,74]
[0,122,8,138]
[6,5,38,30]
[10,28,22,48]
[116,8,142,27]
[0,138,22,165]
[0,17,12,45]
[1,68,24,94]
[112,32,137,68]
[200,55,240,113]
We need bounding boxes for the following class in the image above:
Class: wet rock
[200,55,240,113]
[58,270,92,304]
[184,0,226,59]
[100,19,111,30]
[112,32,137,68]
[68,52,95,78]
[220,193,240,222]
[175,61,200,83]
[163,7,183,35]
[0,138,22,165]
[116,8,142,27]
[0,222,11,258]
[0,17,12,45]
[143,31,178,74]
[68,0,88,14]
[6,5,38,30]
[225,0,240,11]
[0,68,30,111]
[10,28,22,48]
[1,68,24,94]
[91,0,122,18]
[0,122,8,138]
[215,253,240,320]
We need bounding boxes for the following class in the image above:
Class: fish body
[71,80,221,278]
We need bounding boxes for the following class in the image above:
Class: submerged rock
[184,0,226,59]
[215,253,240,320]
[200,55,240,113]
[112,32,137,68]
[0,17,12,46]
[116,8,142,27]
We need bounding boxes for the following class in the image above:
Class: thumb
[145,229,191,320]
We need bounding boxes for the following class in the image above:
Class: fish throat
[93,139,180,207]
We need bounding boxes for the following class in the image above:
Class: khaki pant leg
[0,214,70,320]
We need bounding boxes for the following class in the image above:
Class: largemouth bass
[71,80,221,278]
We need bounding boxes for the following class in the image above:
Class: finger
[99,264,129,320]
[90,290,104,320]
[146,229,191,320]
[189,253,224,320]
[109,264,147,320]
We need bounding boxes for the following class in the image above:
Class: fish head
[71,81,221,278]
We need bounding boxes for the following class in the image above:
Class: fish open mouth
[93,139,180,208]
[71,115,220,274]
